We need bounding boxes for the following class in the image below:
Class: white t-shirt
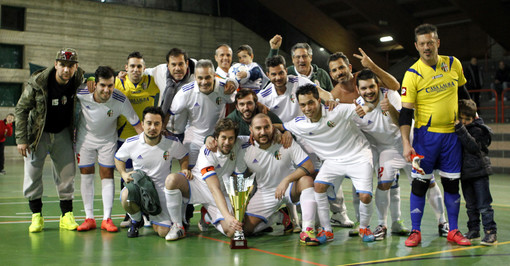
[115,133,188,190]
[283,104,372,163]
[257,75,315,123]
[192,136,249,192]
[168,79,235,144]
[77,87,139,145]
[353,89,403,152]
[244,141,309,190]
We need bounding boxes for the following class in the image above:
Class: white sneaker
[143,215,151,227]
[330,212,355,228]
[165,224,186,241]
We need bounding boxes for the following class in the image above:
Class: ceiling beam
[256,0,387,69]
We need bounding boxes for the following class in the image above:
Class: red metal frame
[501,88,510,123]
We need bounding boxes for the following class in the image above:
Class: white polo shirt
[77,87,139,146]
[193,137,249,189]
[115,133,188,190]
[168,78,236,144]
[283,104,372,163]
[257,75,315,123]
[353,89,402,151]
[244,141,309,190]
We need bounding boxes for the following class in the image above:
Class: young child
[0,113,14,175]
[229,45,269,93]
[455,99,497,246]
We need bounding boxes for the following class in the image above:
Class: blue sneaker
[360,226,375,242]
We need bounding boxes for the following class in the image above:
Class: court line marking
[338,240,510,266]
[195,234,328,266]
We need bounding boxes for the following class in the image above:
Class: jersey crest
[274,150,281,160]
[107,109,113,117]
[163,151,169,160]
[216,97,223,105]
[440,62,449,72]
[327,120,336,128]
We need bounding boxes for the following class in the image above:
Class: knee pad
[411,178,430,197]
[441,177,459,194]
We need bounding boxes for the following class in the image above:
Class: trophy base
[230,239,248,249]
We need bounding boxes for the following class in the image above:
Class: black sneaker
[481,230,497,246]
[127,220,142,238]
[464,230,480,240]
[373,225,387,241]
[438,222,449,237]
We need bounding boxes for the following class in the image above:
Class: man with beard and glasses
[163,118,249,241]
[75,66,142,232]
[16,48,84,233]
[115,107,190,238]
[242,114,320,246]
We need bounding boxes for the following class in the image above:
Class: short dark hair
[296,84,319,100]
[414,23,438,40]
[236,45,253,56]
[327,52,350,69]
[142,106,165,122]
[265,55,286,69]
[458,99,477,119]
[214,118,239,139]
[166,48,189,63]
[94,66,115,83]
[235,88,258,105]
[356,68,379,87]
[127,51,143,61]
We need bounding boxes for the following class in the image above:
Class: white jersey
[192,136,250,192]
[215,67,229,82]
[257,75,315,122]
[244,141,309,190]
[284,104,372,163]
[115,133,188,190]
[76,87,139,145]
[228,62,269,92]
[353,89,402,152]
[169,78,235,145]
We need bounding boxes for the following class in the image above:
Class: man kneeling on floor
[242,113,320,246]
[114,107,190,238]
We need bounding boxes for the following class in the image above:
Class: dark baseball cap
[56,48,78,63]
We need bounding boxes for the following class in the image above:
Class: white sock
[352,186,360,223]
[389,186,401,223]
[101,178,114,220]
[299,188,316,230]
[288,204,300,227]
[164,188,183,226]
[181,198,189,224]
[129,211,142,222]
[80,174,95,219]
[329,185,345,213]
[314,192,332,232]
[375,188,389,226]
[359,201,373,229]
[427,184,446,224]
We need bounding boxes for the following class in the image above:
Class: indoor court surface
[1,158,509,265]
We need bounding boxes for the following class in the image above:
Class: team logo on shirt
[274,151,281,160]
[137,155,143,159]
[107,109,113,117]
[327,121,336,128]
[142,82,148,90]
[401,87,407,96]
[216,97,223,105]
[61,95,67,105]
[163,151,169,160]
[290,94,295,103]
[440,62,449,72]
[229,151,235,161]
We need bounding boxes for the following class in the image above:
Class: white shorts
[76,140,116,168]
[315,158,374,196]
[377,148,407,184]
[120,187,172,227]
[246,185,294,223]
[187,177,232,229]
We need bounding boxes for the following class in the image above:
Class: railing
[468,89,499,123]
[501,88,510,123]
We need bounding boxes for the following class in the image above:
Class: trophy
[225,173,255,249]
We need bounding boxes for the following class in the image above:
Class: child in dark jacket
[455,99,497,246]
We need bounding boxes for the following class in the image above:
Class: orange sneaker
[447,229,471,246]
[77,218,97,231]
[101,218,119,232]
[405,230,421,247]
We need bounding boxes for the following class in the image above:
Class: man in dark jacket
[15,48,84,233]
[455,99,497,246]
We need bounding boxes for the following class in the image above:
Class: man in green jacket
[15,48,85,233]
[267,34,333,92]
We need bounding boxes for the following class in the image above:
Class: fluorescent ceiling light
[380,36,393,42]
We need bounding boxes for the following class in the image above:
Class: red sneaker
[77,218,96,231]
[101,218,119,232]
[405,230,421,247]
[447,229,472,246]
